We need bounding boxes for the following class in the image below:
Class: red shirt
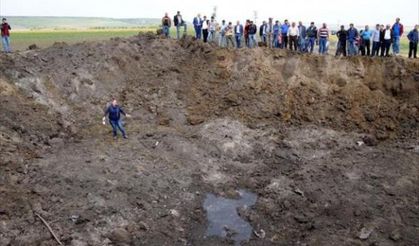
[1,23,11,37]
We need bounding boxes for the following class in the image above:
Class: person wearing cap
[1,18,11,52]
[173,11,187,39]
[306,22,317,53]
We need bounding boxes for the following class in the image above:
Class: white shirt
[236,25,241,33]
[384,29,391,40]
[372,29,380,42]
[288,26,299,36]
[202,20,208,30]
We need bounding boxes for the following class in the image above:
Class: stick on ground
[35,213,63,245]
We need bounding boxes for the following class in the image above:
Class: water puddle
[203,189,257,245]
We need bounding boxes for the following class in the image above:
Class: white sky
[1,0,418,26]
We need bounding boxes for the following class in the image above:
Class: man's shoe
[123,136,128,139]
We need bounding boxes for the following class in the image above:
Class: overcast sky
[2,0,418,26]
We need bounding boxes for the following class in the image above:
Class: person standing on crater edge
[103,99,131,140]
[1,18,12,53]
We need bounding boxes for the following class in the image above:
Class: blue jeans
[298,37,306,52]
[392,36,400,54]
[306,37,316,53]
[235,34,242,48]
[110,120,126,138]
[2,36,11,52]
[248,34,257,48]
[273,34,279,48]
[319,37,327,54]
[194,26,202,39]
[219,34,226,47]
[348,40,357,56]
[176,24,187,39]
[162,26,170,37]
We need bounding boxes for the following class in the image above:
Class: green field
[6,28,411,56]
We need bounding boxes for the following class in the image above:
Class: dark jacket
[193,17,203,28]
[306,26,317,38]
[162,16,171,27]
[407,29,418,43]
[249,24,257,35]
[336,30,348,41]
[259,24,266,37]
[105,105,126,121]
[1,23,11,37]
[173,15,184,26]
[298,25,307,39]
[234,25,244,35]
[380,29,393,42]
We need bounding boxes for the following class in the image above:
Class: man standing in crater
[103,99,131,140]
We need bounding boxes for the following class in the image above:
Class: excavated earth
[0,33,418,246]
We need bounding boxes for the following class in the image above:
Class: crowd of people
[162,12,418,59]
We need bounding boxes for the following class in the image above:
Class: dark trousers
[381,40,391,57]
[281,34,288,48]
[362,39,371,56]
[289,35,298,50]
[371,41,380,56]
[202,29,209,42]
[409,42,418,58]
[336,40,347,56]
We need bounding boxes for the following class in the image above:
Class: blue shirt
[407,30,418,43]
[281,24,289,34]
[273,24,280,35]
[362,30,372,40]
[393,24,401,37]
[347,28,358,41]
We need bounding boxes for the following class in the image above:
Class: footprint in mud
[203,190,257,245]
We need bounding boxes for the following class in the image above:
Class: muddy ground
[0,34,418,245]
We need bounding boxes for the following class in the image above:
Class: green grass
[6,16,160,30]
[9,28,155,51]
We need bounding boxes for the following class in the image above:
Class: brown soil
[0,33,418,246]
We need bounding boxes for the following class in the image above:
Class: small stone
[294,214,309,223]
[359,227,373,240]
[108,228,131,244]
[170,209,180,217]
[138,221,149,231]
[389,230,401,241]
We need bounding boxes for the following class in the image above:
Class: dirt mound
[0,34,418,245]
